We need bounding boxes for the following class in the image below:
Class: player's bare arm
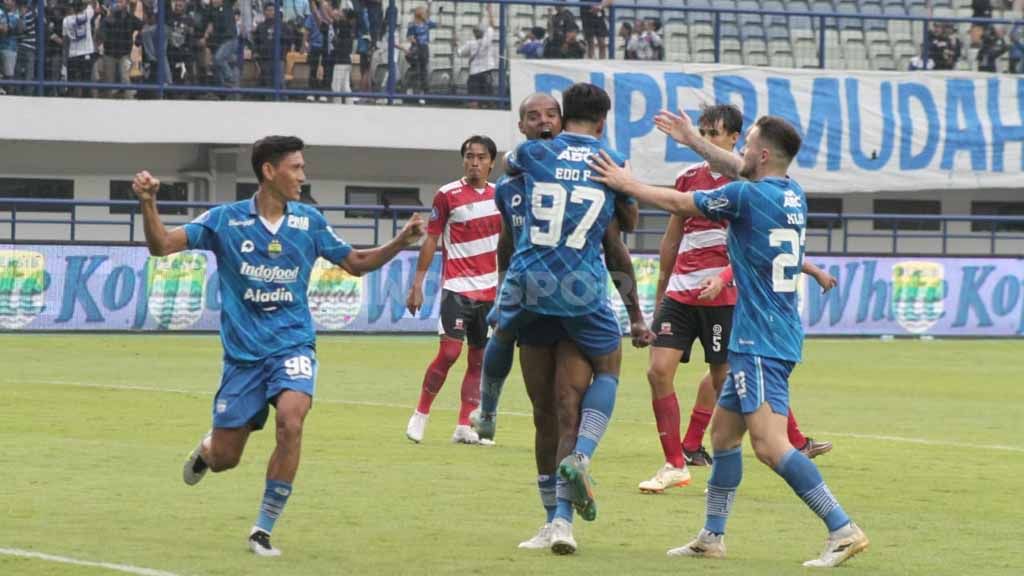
[654,110,743,180]
[496,221,513,277]
[655,213,685,311]
[406,230,439,315]
[132,170,189,256]
[603,220,655,348]
[588,152,702,218]
[343,213,425,278]
[613,197,639,233]
[803,261,837,293]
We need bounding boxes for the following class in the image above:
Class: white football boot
[802,522,869,568]
[638,463,692,494]
[517,523,553,550]
[248,527,282,557]
[182,430,212,486]
[451,424,480,444]
[405,412,429,443]
[549,518,577,555]
[667,529,726,559]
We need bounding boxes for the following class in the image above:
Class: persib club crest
[891,260,945,334]
[308,257,362,330]
[146,251,208,330]
[0,249,46,330]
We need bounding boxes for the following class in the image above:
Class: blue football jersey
[184,196,352,363]
[693,177,807,362]
[494,173,528,234]
[503,132,627,316]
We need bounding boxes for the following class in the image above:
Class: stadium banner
[510,60,1024,193]
[3,245,1023,336]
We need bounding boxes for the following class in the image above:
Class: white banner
[510,60,1024,193]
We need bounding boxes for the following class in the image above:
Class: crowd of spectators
[0,0,1021,101]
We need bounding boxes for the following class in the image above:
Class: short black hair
[754,116,802,161]
[251,135,304,182]
[699,104,744,136]
[461,135,497,161]
[562,83,611,125]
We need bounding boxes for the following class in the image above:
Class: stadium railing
[0,0,1019,107]
[3,198,1024,255]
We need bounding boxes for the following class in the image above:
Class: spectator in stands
[1008,22,1023,73]
[254,1,292,97]
[0,0,19,84]
[331,6,354,103]
[580,0,611,60]
[646,17,664,60]
[456,4,496,107]
[44,0,64,95]
[620,21,638,60]
[63,0,98,98]
[355,3,374,96]
[405,1,436,96]
[283,0,309,51]
[206,0,239,93]
[516,26,545,59]
[97,0,142,98]
[302,0,330,100]
[136,5,170,99]
[927,22,961,70]
[544,3,577,58]
[167,0,199,92]
[975,25,1008,72]
[361,0,383,44]
[12,0,36,95]
[628,18,662,61]
[972,0,993,19]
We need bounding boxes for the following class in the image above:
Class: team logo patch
[660,322,673,336]
[430,207,438,221]
[268,239,283,258]
[705,196,730,211]
[0,249,46,330]
[216,399,227,413]
[146,251,208,330]
[891,260,945,334]
[240,240,255,253]
[454,318,464,330]
[287,215,309,231]
[308,257,362,330]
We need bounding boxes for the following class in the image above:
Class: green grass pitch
[2,334,1022,575]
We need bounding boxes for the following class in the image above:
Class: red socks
[787,408,807,449]
[682,406,713,453]
[652,393,685,468]
[458,347,483,426]
[416,339,463,415]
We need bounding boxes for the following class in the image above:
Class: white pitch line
[7,378,1024,454]
[0,548,185,576]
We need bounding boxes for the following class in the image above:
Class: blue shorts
[212,345,318,430]
[717,352,794,416]
[490,289,620,357]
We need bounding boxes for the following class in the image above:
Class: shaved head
[517,92,562,140]
[518,92,560,121]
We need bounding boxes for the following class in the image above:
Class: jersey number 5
[529,183,605,250]
[768,228,806,293]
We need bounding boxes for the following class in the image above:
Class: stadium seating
[389,0,1019,86]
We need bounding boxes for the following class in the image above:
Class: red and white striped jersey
[665,162,738,307]
[427,178,501,302]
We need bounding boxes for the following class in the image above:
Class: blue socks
[775,448,850,532]
[554,477,574,523]
[479,336,515,416]
[704,446,743,535]
[574,373,617,458]
[538,474,557,524]
[255,479,292,534]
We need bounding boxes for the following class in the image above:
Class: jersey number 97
[529,183,605,250]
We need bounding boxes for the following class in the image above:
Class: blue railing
[0,0,1020,107]
[3,198,1024,255]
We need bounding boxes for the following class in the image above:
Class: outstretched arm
[589,152,702,218]
[655,110,742,180]
[802,260,837,293]
[132,171,189,256]
[344,213,425,277]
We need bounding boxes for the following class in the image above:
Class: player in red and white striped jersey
[639,105,835,494]
[405,135,502,445]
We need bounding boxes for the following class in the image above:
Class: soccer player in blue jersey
[589,112,869,568]
[484,92,652,552]
[131,135,424,557]
[492,83,635,554]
